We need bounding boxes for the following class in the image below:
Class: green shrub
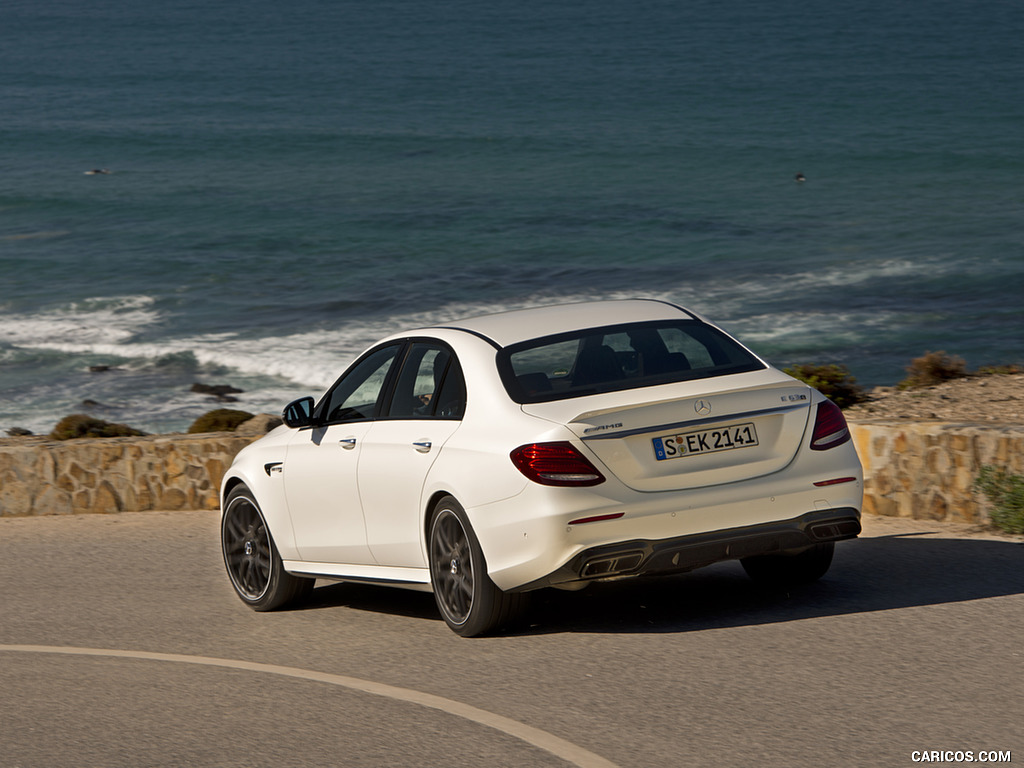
[188,409,255,434]
[898,351,967,389]
[783,364,867,409]
[973,465,1024,535]
[50,414,146,440]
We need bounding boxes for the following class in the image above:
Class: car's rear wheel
[740,541,835,587]
[221,485,313,611]
[428,495,524,637]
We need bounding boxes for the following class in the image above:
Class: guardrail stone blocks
[849,421,1024,524]
[2,421,1023,523]
[0,434,259,517]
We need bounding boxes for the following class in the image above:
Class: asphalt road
[1,510,1021,768]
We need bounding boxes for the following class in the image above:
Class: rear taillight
[810,400,851,451]
[510,442,606,487]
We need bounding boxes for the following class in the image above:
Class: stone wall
[850,421,1024,523]
[1,421,1022,522]
[0,434,260,516]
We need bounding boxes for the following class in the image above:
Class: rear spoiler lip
[579,402,810,441]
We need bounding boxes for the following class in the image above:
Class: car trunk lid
[521,372,813,492]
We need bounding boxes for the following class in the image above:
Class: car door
[283,343,401,564]
[359,342,466,567]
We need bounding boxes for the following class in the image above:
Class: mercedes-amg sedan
[220,299,862,635]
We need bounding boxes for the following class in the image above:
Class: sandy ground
[844,373,1024,423]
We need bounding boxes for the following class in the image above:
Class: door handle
[339,437,357,449]
[412,440,432,453]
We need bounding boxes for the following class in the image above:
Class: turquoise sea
[2,0,1023,434]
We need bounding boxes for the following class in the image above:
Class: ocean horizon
[2,0,1022,434]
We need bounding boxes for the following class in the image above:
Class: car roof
[425,299,700,348]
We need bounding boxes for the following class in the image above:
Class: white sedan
[220,299,863,636]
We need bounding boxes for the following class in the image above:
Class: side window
[387,344,466,420]
[434,357,466,419]
[321,344,400,424]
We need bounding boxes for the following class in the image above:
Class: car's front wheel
[740,541,835,587]
[428,496,524,637]
[221,484,313,611]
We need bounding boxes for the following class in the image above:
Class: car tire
[428,495,524,637]
[221,484,313,612]
[740,541,835,587]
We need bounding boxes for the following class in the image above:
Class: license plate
[652,422,759,460]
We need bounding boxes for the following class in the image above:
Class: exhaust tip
[581,552,644,578]
[809,519,861,541]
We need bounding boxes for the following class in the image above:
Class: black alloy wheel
[221,485,312,611]
[430,506,475,624]
[428,496,524,637]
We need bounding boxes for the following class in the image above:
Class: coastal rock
[50,414,147,440]
[235,413,284,435]
[188,409,255,434]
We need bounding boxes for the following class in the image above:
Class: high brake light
[810,400,851,451]
[510,442,606,487]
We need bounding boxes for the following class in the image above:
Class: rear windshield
[498,320,765,403]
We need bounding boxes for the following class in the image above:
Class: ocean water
[2,0,1022,434]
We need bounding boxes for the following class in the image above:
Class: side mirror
[282,396,315,428]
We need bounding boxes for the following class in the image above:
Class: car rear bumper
[511,507,861,592]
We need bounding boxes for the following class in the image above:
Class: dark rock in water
[89,365,114,373]
[191,383,244,396]
[5,427,33,437]
[81,399,102,408]
[191,383,244,402]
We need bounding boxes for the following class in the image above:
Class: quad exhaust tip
[570,510,860,584]
[808,519,861,541]
[581,552,644,578]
